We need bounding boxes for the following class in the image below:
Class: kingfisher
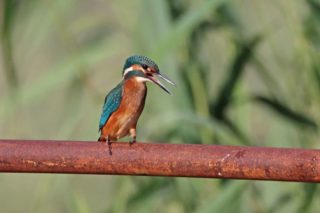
[98,55,175,144]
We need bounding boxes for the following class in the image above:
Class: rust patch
[265,166,271,177]
[235,150,246,158]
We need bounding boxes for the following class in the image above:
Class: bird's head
[122,55,175,94]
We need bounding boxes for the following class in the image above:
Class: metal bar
[0,139,319,182]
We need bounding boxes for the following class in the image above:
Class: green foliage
[252,95,318,130]
[0,0,320,212]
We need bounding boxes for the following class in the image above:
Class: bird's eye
[142,64,148,70]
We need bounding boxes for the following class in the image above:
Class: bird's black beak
[147,72,176,94]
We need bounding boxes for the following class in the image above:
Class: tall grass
[0,0,319,212]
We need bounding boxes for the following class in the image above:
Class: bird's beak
[147,72,175,94]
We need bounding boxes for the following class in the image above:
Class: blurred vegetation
[0,0,320,212]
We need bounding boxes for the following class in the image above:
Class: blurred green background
[1,0,320,212]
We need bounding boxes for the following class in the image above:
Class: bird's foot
[98,135,110,143]
[108,143,112,155]
[129,137,136,146]
[106,136,113,155]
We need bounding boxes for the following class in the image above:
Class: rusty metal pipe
[0,139,319,182]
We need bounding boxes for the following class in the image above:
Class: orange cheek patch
[131,65,144,72]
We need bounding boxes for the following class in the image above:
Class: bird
[98,55,175,144]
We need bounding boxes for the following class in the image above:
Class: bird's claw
[129,137,136,146]
[105,136,112,155]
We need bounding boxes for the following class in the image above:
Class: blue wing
[99,82,123,131]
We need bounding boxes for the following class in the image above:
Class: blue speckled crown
[123,55,159,75]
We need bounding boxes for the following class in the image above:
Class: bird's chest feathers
[115,78,147,125]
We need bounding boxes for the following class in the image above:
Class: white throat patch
[135,76,151,83]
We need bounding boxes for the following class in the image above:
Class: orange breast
[101,78,147,140]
